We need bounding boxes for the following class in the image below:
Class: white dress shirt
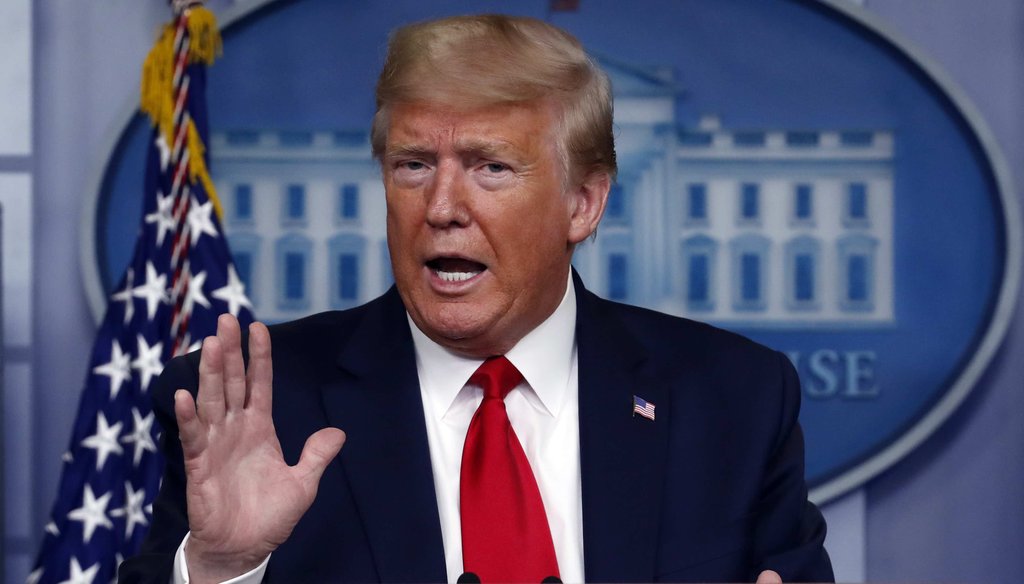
[412,277,583,583]
[174,276,584,583]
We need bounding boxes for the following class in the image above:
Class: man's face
[382,101,601,357]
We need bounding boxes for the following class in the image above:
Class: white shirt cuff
[173,532,271,584]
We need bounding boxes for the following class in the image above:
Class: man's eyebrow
[384,138,521,160]
[383,144,434,159]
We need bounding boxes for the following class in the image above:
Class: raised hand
[173,314,346,583]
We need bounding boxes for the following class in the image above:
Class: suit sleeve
[118,353,200,584]
[750,351,834,583]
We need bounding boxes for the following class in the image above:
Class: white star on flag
[145,190,177,246]
[181,332,203,354]
[66,485,113,544]
[184,268,211,314]
[80,412,124,470]
[131,335,164,392]
[109,268,135,325]
[57,556,100,584]
[154,132,171,172]
[120,408,157,466]
[109,482,149,538]
[92,340,131,400]
[45,521,60,536]
[132,261,168,321]
[212,264,253,317]
[187,196,219,246]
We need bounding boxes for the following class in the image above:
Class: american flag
[29,4,253,583]
[632,395,656,421]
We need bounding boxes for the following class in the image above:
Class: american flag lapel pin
[632,395,656,421]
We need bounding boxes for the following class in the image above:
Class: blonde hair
[371,14,617,183]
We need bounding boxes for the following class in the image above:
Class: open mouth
[426,257,487,283]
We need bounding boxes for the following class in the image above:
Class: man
[121,14,833,584]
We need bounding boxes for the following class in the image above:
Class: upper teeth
[436,270,479,282]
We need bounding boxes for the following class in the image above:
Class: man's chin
[415,313,510,358]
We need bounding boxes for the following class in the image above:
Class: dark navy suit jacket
[121,275,833,582]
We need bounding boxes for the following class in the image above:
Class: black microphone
[457,573,481,583]
[541,577,562,583]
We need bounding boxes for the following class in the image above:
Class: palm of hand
[174,315,346,582]
[185,417,312,560]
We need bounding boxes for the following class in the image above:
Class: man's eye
[484,162,508,173]
[402,161,426,171]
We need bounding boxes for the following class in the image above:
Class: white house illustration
[210,59,894,327]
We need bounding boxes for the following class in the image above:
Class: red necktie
[460,356,559,583]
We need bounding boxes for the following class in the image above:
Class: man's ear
[567,171,611,245]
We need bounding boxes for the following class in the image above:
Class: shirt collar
[408,273,578,420]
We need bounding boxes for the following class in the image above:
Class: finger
[196,335,226,424]
[218,313,247,412]
[756,569,782,584]
[246,322,274,414]
[174,389,207,460]
[294,428,346,493]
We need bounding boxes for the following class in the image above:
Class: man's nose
[425,160,470,228]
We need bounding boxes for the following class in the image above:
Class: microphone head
[457,573,481,584]
[541,577,562,583]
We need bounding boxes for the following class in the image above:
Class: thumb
[295,427,346,490]
[756,569,782,584]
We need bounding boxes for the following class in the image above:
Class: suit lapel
[575,276,671,582]
[319,289,447,582]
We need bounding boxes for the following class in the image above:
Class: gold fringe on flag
[139,5,224,219]
[186,7,223,66]
[140,24,176,145]
[187,121,223,219]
